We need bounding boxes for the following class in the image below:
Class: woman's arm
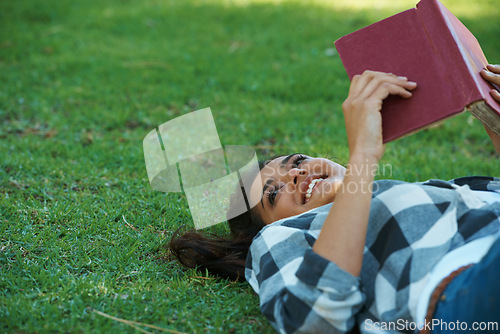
[312,71,417,276]
[480,64,500,154]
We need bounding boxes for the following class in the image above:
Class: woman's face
[249,154,346,225]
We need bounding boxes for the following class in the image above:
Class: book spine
[415,0,481,101]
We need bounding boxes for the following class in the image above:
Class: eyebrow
[280,153,297,168]
[260,178,274,208]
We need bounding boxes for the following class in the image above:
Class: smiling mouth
[304,177,325,204]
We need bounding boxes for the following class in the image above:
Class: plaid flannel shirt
[245,176,500,334]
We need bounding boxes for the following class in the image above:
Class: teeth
[305,178,323,202]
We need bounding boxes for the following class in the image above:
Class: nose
[288,168,307,185]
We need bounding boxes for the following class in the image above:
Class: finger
[349,74,362,96]
[487,64,500,74]
[359,75,416,100]
[481,69,500,86]
[369,81,415,101]
[490,89,500,103]
[349,70,398,96]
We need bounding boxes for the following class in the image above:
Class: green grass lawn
[1,0,499,332]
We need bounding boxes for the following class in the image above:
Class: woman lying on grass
[170,64,500,334]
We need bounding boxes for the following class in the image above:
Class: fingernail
[398,76,407,80]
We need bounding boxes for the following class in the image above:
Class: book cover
[334,0,500,142]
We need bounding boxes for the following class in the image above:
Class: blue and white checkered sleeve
[246,224,365,334]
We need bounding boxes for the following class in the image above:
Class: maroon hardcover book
[334,0,500,142]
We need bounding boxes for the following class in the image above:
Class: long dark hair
[168,160,270,281]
